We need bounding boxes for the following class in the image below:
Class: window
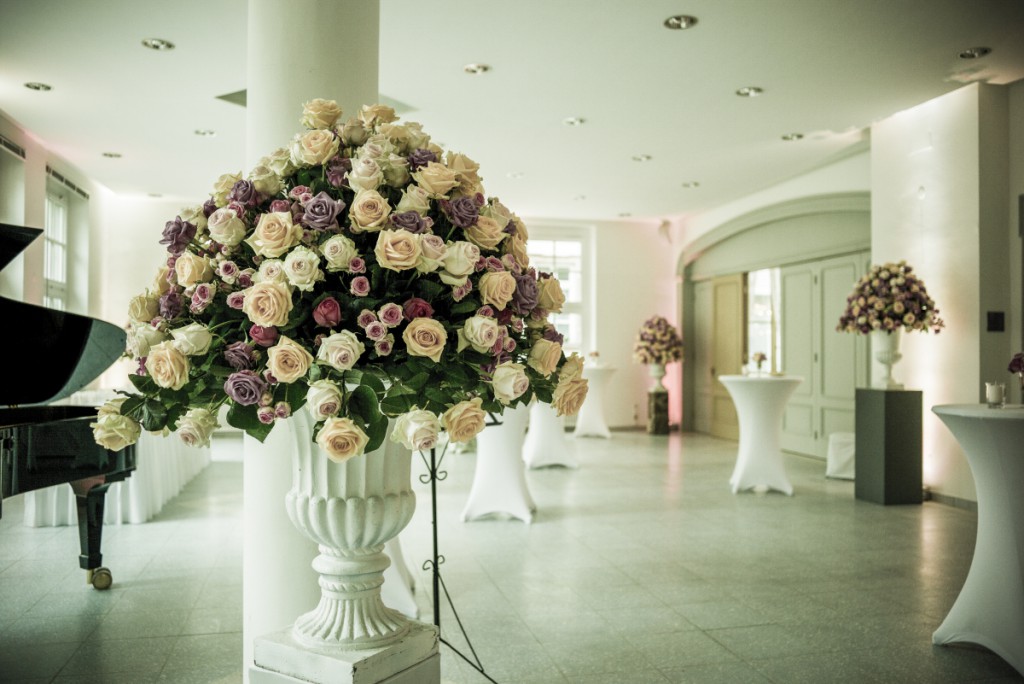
[43,192,68,311]
[747,267,781,373]
[526,228,591,354]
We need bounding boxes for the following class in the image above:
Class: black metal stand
[419,442,499,684]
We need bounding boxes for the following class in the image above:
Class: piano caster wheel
[87,567,112,590]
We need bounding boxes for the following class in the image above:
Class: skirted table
[462,403,536,523]
[573,365,615,439]
[931,404,1024,676]
[718,374,803,496]
[523,400,578,469]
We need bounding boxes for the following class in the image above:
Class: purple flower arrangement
[632,316,683,366]
[836,261,944,335]
[92,99,588,461]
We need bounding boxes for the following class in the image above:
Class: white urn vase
[872,328,904,390]
[285,413,416,648]
[648,362,667,392]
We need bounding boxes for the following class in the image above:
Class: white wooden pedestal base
[251,621,439,684]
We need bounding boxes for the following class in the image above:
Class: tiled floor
[2,429,1022,683]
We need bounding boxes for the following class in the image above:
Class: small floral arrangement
[632,315,683,366]
[836,260,944,335]
[751,352,767,371]
[89,99,588,463]
[1009,352,1024,391]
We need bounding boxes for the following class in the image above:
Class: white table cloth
[523,400,578,469]
[574,365,615,439]
[462,404,535,523]
[931,404,1024,676]
[718,375,803,496]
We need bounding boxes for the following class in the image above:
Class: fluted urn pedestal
[252,414,438,684]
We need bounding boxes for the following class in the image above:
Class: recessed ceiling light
[618,212,632,217]
[563,116,585,126]
[735,86,764,97]
[102,152,122,158]
[194,129,217,137]
[632,154,652,162]
[573,194,587,201]
[141,38,175,51]
[148,193,163,198]
[506,171,525,179]
[781,133,804,141]
[24,82,52,91]
[681,181,700,188]
[663,15,698,30]
[958,46,991,59]
[463,63,490,75]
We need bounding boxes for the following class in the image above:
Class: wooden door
[709,274,745,440]
[692,280,713,434]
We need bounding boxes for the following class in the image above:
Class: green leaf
[128,374,157,394]
[405,372,430,391]
[226,404,273,443]
[347,384,382,424]
[359,372,387,396]
[380,392,415,416]
[416,279,445,300]
[450,300,479,315]
[282,381,309,413]
[122,397,170,432]
[363,413,389,453]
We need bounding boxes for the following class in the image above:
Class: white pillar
[243,1,380,678]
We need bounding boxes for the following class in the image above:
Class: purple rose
[542,326,565,346]
[313,297,342,328]
[249,324,279,347]
[389,211,433,234]
[302,191,345,230]
[407,148,437,171]
[159,291,182,319]
[512,272,539,314]
[228,180,260,207]
[202,198,218,217]
[441,197,480,229]
[224,341,257,371]
[350,276,371,297]
[224,370,267,406]
[159,216,197,255]
[1009,352,1024,375]
[402,297,434,320]
[326,156,352,188]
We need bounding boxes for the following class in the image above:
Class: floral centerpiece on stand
[632,315,682,435]
[90,98,589,462]
[1009,352,1024,394]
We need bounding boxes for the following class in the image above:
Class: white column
[243,1,380,678]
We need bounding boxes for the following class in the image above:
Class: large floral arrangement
[90,99,588,462]
[632,315,683,365]
[836,260,944,335]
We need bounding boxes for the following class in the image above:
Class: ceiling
[1,0,1023,223]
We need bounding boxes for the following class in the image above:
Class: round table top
[933,404,1024,420]
[719,374,803,385]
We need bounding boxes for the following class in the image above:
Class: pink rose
[313,297,342,328]
[257,406,276,424]
[250,325,279,347]
[403,297,434,320]
[227,291,246,310]
[379,302,404,327]
[269,199,292,213]
[351,276,370,297]
[375,337,394,356]
[365,320,388,341]
[349,257,366,274]
[357,309,377,328]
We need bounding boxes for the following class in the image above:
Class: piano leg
[71,476,113,590]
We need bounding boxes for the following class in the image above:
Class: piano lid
[0,223,127,406]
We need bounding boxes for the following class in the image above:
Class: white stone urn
[284,412,416,649]
[648,362,668,393]
[872,328,904,390]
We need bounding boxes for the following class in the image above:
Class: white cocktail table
[931,404,1024,677]
[461,403,535,523]
[574,365,615,439]
[718,375,803,495]
[523,400,578,469]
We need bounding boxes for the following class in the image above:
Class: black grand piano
[0,224,136,590]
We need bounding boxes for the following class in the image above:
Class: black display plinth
[854,388,922,505]
[648,391,669,434]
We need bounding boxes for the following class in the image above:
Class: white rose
[417,235,447,273]
[248,163,284,197]
[316,416,369,464]
[347,157,384,192]
[267,336,314,383]
[320,234,359,272]
[127,321,168,358]
[440,241,481,286]
[174,251,213,287]
[242,280,294,327]
[457,315,500,354]
[317,330,364,371]
[179,204,208,233]
[145,341,190,390]
[349,190,391,233]
[265,147,296,178]
[170,322,213,356]
[301,98,343,130]
[246,212,302,258]
[289,129,341,167]
[283,246,324,292]
[491,362,530,404]
[390,409,441,451]
[176,408,220,448]
[395,185,432,216]
[404,122,431,150]
[208,207,247,247]
[256,258,288,284]
[91,413,141,451]
[306,380,343,420]
[411,162,458,198]
[211,171,242,207]
[128,293,159,323]
[374,229,422,271]
[381,153,411,187]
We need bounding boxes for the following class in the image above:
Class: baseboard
[925,489,978,513]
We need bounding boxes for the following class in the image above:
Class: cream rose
[559,353,585,382]
[374,229,422,271]
[179,204,208,233]
[381,153,411,187]
[145,341,190,390]
[457,315,500,354]
[301,98,343,130]
[176,408,220,448]
[127,321,168,358]
[245,212,302,258]
[316,416,369,464]
[320,234,359,272]
[480,200,512,232]
[211,171,242,207]
[396,185,432,215]
[207,207,247,247]
[91,413,142,451]
[491,362,530,404]
[248,164,284,197]
[446,151,484,195]
[317,330,364,371]
[441,398,487,444]
[306,380,343,420]
[416,235,447,273]
[357,103,398,128]
[170,322,213,356]
[283,246,324,292]
[390,409,441,451]
[552,377,589,417]
[349,190,392,233]
[347,157,384,193]
[439,241,481,286]
[289,129,340,167]
[267,336,314,383]
[152,265,171,296]
[464,215,507,251]
[242,281,294,327]
[174,251,213,287]
[338,117,369,146]
[479,271,517,311]
[403,318,448,362]
[528,338,562,377]
[411,162,458,198]
[265,147,296,178]
[256,259,287,284]
[506,235,530,270]
[537,275,566,313]
[128,293,159,323]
